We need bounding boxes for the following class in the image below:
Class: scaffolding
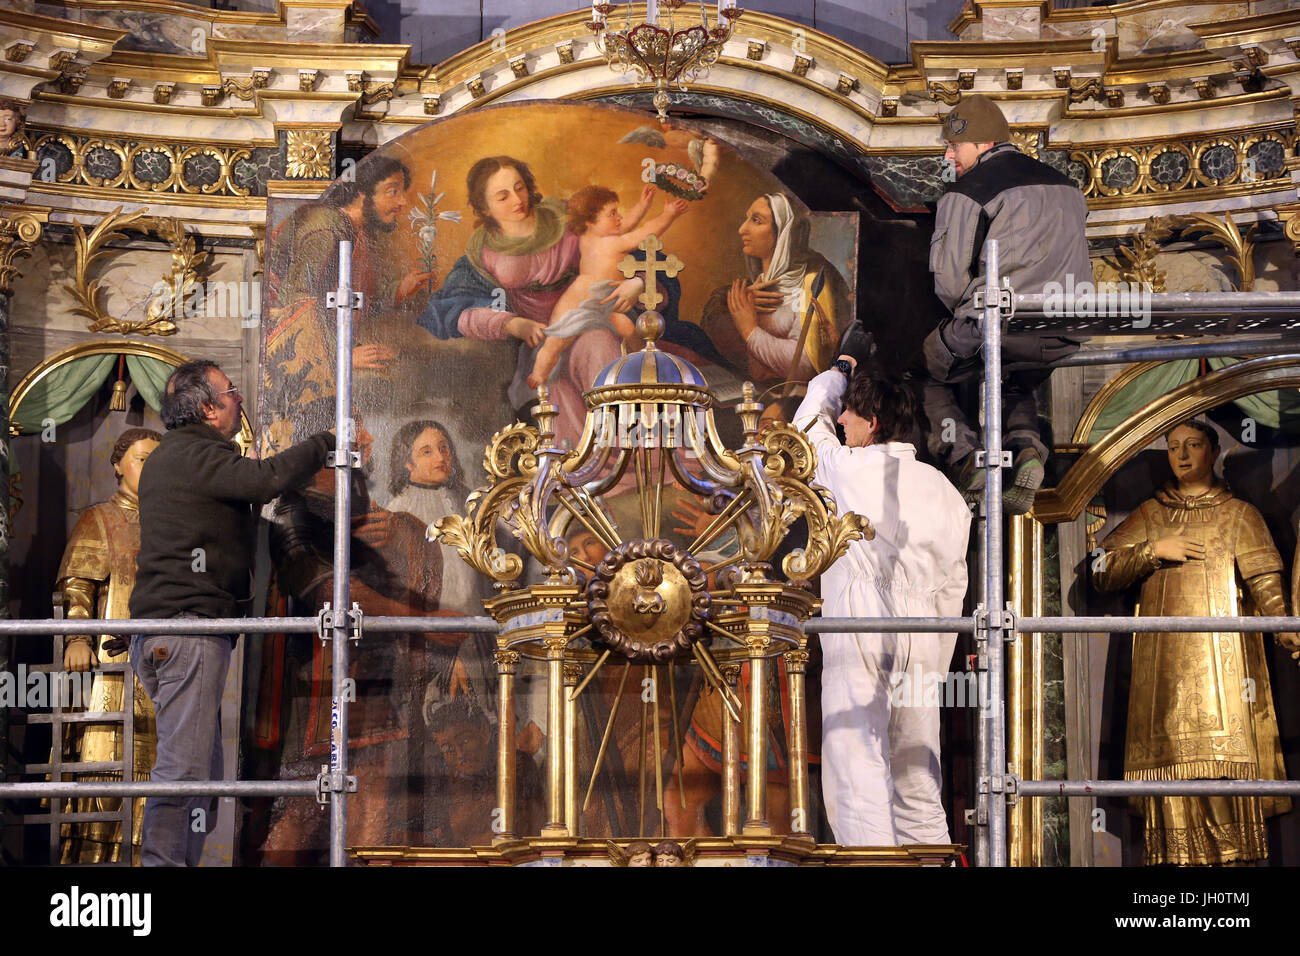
[4,239,1300,867]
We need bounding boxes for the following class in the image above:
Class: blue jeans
[131,622,233,867]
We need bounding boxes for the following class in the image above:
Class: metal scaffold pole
[977,238,1013,868]
[980,240,1009,868]
[326,240,360,867]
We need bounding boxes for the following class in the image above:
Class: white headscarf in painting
[744,192,812,303]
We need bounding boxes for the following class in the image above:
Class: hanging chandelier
[587,1,743,121]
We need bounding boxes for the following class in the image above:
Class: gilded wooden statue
[56,428,161,864]
[1093,420,1299,865]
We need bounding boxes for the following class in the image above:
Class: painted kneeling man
[793,354,971,845]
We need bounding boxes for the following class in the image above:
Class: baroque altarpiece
[1,0,1299,866]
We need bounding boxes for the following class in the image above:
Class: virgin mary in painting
[415,156,643,445]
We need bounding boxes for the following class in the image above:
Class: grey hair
[161,360,221,429]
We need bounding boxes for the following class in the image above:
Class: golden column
[541,633,570,836]
[743,629,772,836]
[492,648,520,843]
[784,647,812,840]
[0,207,45,772]
[721,662,742,836]
[563,660,583,837]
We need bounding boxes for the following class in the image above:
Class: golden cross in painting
[618,233,684,312]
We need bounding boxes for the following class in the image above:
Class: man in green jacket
[129,360,334,866]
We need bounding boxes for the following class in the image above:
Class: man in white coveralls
[793,353,972,846]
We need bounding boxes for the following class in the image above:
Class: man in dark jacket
[923,94,1090,514]
[129,360,334,866]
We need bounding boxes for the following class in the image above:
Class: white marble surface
[1118,4,1250,57]
[285,7,346,44]
[213,24,291,42]
[981,6,1042,42]
[1042,19,1106,41]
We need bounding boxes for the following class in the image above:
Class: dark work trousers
[131,616,234,867]
[922,314,1078,467]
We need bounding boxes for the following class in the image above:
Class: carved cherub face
[0,109,18,141]
[626,841,653,867]
[114,437,159,498]
[652,840,686,866]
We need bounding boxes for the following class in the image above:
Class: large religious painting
[240,100,859,860]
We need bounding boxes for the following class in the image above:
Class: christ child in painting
[527,183,689,388]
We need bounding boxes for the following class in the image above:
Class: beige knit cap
[941,94,1010,144]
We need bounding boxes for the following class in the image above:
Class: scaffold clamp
[974,450,1012,469]
[973,281,1014,318]
[327,449,362,469]
[973,606,1015,632]
[325,290,364,311]
[316,766,358,805]
[976,771,1020,808]
[317,602,364,643]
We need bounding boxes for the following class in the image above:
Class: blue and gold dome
[591,346,707,390]
[584,311,713,449]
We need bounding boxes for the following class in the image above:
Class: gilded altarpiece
[243,100,873,860]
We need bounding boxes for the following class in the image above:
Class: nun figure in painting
[701,192,850,387]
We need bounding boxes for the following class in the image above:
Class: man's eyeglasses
[215,385,240,398]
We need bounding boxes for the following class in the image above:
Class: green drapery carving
[1085,361,1199,444]
[9,353,116,433]
[1206,358,1300,431]
[123,354,172,413]
[9,352,174,433]
[1087,359,1300,444]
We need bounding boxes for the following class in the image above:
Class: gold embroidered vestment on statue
[55,491,158,864]
[1095,482,1290,865]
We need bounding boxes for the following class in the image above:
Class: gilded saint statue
[1094,420,1299,865]
[55,428,162,864]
